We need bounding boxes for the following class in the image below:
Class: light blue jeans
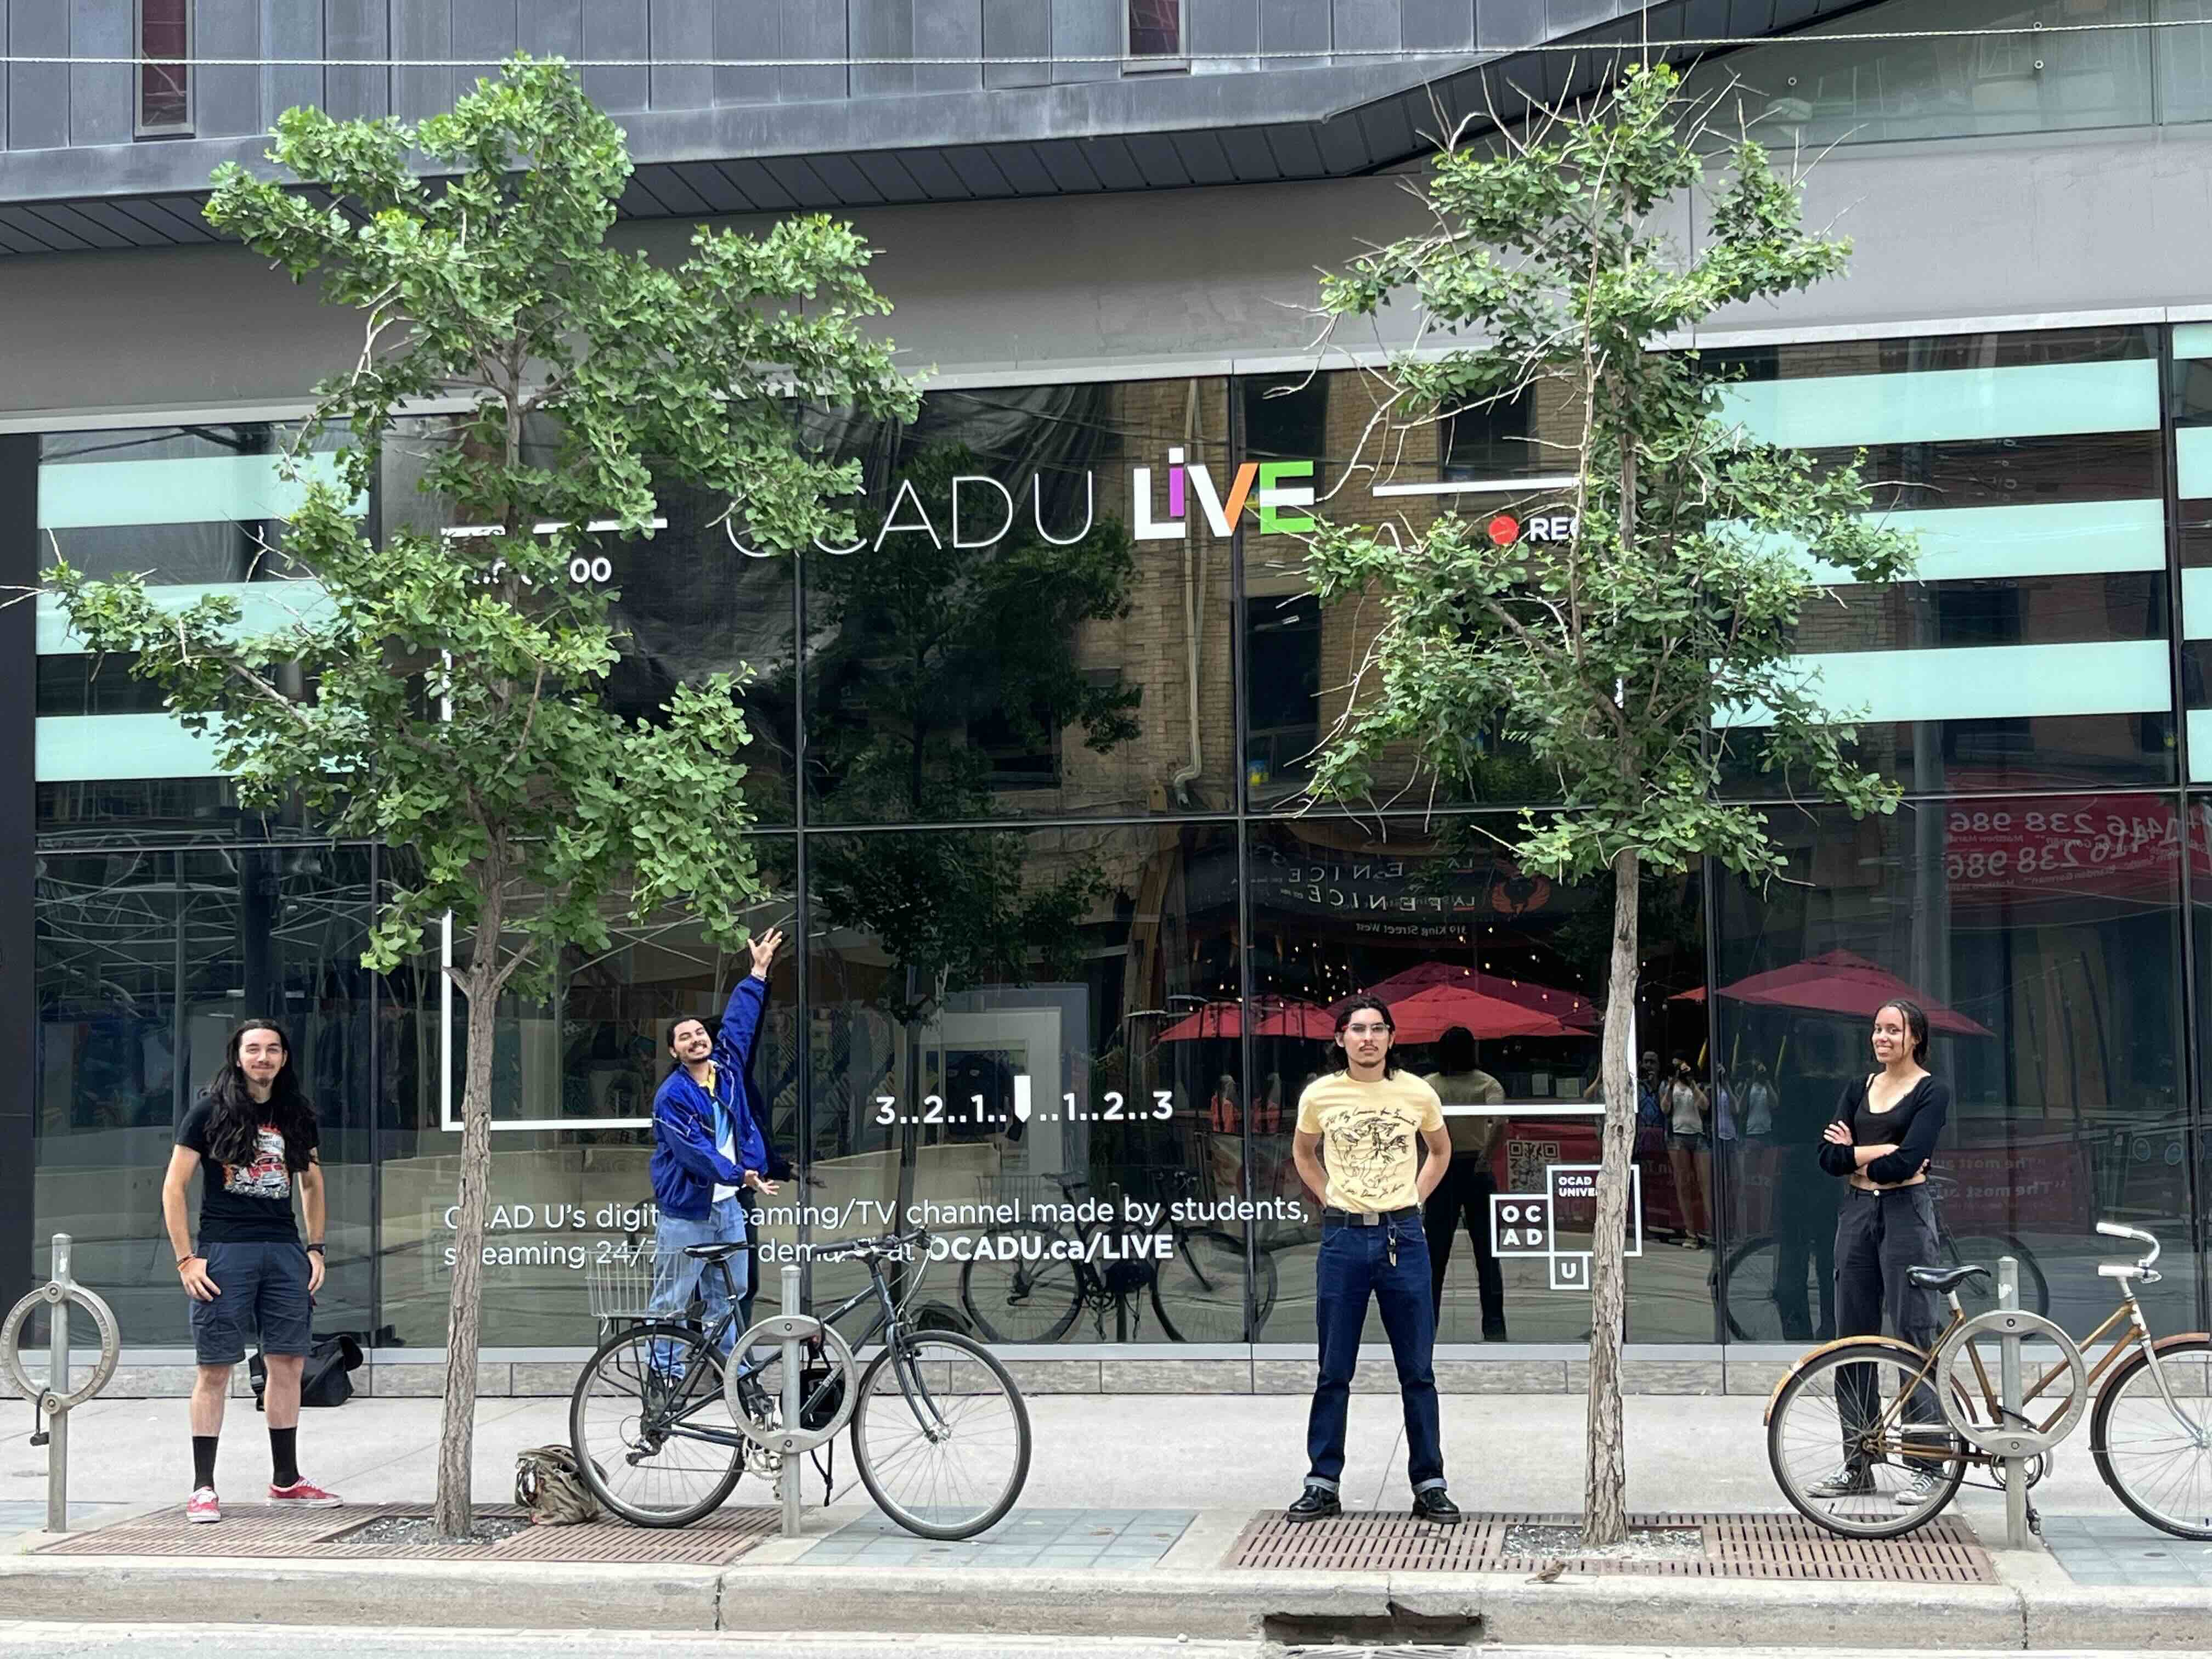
[650,1195,751,1365]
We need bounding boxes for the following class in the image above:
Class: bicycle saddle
[1906,1263,1990,1293]
[680,1241,746,1263]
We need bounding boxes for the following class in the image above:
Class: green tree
[47,57,917,1537]
[1308,64,1914,1543]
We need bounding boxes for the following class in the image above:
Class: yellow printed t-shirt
[1295,1070,1445,1214]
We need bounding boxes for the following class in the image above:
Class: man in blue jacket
[649,927,785,1357]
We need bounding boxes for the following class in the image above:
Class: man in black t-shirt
[162,1020,341,1523]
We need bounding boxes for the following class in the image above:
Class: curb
[2,1551,2208,1646]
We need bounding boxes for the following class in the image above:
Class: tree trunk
[433,945,503,1539]
[1582,845,1640,1545]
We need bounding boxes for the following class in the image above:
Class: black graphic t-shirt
[176,1095,313,1244]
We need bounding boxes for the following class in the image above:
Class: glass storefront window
[1244,818,1710,1346]
[1714,795,2196,1342]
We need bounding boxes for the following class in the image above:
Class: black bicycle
[569,1227,1031,1539]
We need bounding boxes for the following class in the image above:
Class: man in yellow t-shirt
[1421,1025,1509,1341]
[1286,997,1458,1526]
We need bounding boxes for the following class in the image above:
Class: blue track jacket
[651,974,776,1222]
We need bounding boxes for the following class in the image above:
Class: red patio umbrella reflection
[1159,998,1339,1042]
[1675,949,1991,1037]
[1333,961,1599,1030]
[1383,984,1583,1045]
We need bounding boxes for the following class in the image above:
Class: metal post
[1999,1256,2029,1549]
[46,1234,71,1535]
[778,1264,802,1537]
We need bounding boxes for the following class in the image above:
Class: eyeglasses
[1342,1023,1391,1037]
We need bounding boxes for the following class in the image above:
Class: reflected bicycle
[570,1227,1031,1540]
[1765,1221,2212,1541]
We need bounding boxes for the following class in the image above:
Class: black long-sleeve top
[1818,1073,1950,1187]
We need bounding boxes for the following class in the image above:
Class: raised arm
[713,927,783,1074]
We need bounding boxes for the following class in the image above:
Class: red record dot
[1486,514,1521,546]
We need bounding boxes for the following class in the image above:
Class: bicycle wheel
[1720,1235,1805,1343]
[958,1227,1083,1343]
[1153,1229,1274,1342]
[1768,1340,1968,1539]
[1943,1234,2049,1319]
[569,1322,744,1528]
[851,1330,1032,1540]
[2090,1336,2212,1540]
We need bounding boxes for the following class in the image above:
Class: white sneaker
[1806,1463,1873,1498]
[1895,1466,1943,1510]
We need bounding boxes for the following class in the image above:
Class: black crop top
[1818,1073,1950,1186]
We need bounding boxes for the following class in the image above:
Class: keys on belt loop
[1387,1232,1398,1268]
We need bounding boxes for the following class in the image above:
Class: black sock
[191,1435,218,1491]
[269,1427,298,1488]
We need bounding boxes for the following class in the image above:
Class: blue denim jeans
[1306,1209,1446,1495]
[650,1195,751,1361]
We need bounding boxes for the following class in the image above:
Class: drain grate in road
[1228,1509,1994,1582]
[35,1501,778,1565]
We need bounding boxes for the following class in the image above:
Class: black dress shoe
[1285,1484,1341,1522]
[1412,1487,1462,1525]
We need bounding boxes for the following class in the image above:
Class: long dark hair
[202,1018,317,1172]
[1875,998,1931,1066]
[1333,996,1400,1077]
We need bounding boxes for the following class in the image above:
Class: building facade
[3,0,2209,1393]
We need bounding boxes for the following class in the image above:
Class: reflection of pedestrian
[1743,1061,1777,1139]
[1769,1071,1841,1342]
[1811,999,1951,1510]
[1285,998,1460,1526]
[1420,1026,1508,1340]
[1664,1059,1710,1249]
[1207,1074,1243,1198]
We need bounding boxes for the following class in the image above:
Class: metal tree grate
[36,1502,779,1564]
[1227,1509,1995,1582]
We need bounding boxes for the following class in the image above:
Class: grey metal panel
[1476,0,1544,49]
[635,162,712,215]
[1175,130,1235,185]
[780,0,848,103]
[10,0,67,152]
[391,0,452,124]
[983,0,1051,88]
[0,0,9,153]
[451,0,521,88]
[667,161,753,212]
[1549,0,1622,31]
[264,0,325,131]
[1028,139,1101,192]
[849,149,927,200]
[851,0,916,100]
[1192,0,1260,62]
[940,145,1014,196]
[1313,115,1370,172]
[192,0,261,140]
[1331,0,1399,58]
[1080,136,1146,190]
[65,199,166,246]
[980,142,1053,194]
[1053,0,1118,87]
[24,202,128,247]
[520,1,583,58]
[1770,0,1820,24]
[805,152,887,202]
[617,174,669,216]
[714,2,777,106]
[914,0,983,95]
[0,219,48,255]
[890,147,970,198]
[583,0,648,113]
[136,194,219,239]
[1261,122,1327,176]
[1120,133,1190,188]
[1264,0,1333,67]
[1356,94,1417,163]
[718,158,799,210]
[757,155,845,206]
[65,0,129,147]
[324,0,391,121]
[1402,0,1474,52]
[649,0,713,111]
[1215,126,1280,182]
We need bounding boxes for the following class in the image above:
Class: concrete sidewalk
[5,1393,2204,1650]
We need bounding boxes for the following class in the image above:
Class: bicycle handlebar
[2095,1220,2161,1274]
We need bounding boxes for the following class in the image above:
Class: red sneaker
[186,1487,222,1524]
[268,1478,342,1508]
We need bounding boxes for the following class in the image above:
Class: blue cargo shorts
[187,1240,313,1365]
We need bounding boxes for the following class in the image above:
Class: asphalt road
[0,1633,2199,1659]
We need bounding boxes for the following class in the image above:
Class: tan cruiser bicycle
[1765,1221,2212,1541]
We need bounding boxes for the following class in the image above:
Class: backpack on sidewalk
[516,1444,603,1526]
[248,1333,365,1411]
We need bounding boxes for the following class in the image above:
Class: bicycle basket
[585,1240,661,1322]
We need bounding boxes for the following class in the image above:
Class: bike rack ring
[1,1279,121,1413]
[725,1313,858,1455]
[1933,1308,2087,1457]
